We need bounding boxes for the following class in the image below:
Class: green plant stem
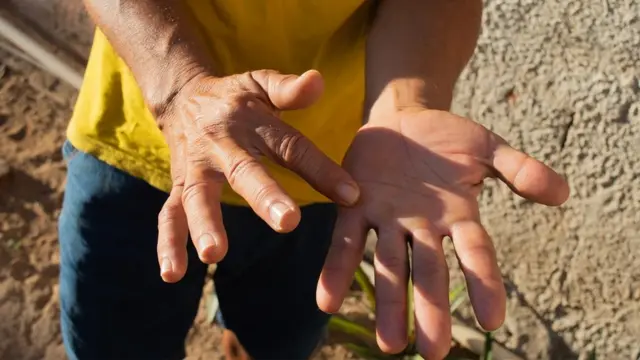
[355,265,376,310]
[482,332,493,360]
[328,315,377,345]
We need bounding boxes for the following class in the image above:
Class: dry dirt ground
[0,0,639,359]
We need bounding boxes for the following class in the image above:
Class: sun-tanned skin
[81,0,569,358]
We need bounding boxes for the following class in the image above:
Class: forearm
[365,0,482,118]
[82,0,215,117]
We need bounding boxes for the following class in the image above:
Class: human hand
[316,109,569,359]
[155,70,360,283]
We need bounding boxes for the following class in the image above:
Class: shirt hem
[65,131,331,207]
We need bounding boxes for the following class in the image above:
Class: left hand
[316,109,569,359]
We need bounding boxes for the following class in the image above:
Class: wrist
[364,78,454,124]
[145,64,214,120]
[365,107,426,129]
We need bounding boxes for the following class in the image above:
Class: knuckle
[157,206,178,227]
[223,94,251,116]
[251,182,281,205]
[187,138,212,159]
[377,252,407,272]
[456,234,497,264]
[227,73,252,93]
[170,173,186,187]
[157,194,183,228]
[278,131,311,165]
[415,257,447,284]
[191,97,252,136]
[194,106,243,139]
[376,292,406,308]
[247,70,276,89]
[414,250,447,278]
[181,181,209,205]
[198,120,230,140]
[226,156,258,188]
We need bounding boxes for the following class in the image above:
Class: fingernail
[337,182,360,205]
[198,233,217,261]
[160,257,172,275]
[269,202,292,227]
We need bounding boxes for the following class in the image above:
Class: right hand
[155,70,361,283]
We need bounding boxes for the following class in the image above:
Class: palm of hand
[317,110,569,359]
[347,111,490,230]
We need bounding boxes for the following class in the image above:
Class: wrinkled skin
[153,66,569,360]
[317,110,569,359]
[156,70,360,283]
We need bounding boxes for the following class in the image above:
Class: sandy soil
[1,0,639,359]
[0,46,70,360]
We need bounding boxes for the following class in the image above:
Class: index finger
[213,137,301,233]
[259,122,361,207]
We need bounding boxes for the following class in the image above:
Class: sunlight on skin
[317,110,570,359]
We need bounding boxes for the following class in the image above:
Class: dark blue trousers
[58,141,336,359]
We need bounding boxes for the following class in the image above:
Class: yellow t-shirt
[67,0,373,205]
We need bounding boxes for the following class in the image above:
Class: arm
[365,0,482,118]
[82,0,215,117]
[83,0,361,283]
[320,2,568,358]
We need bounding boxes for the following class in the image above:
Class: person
[58,0,570,359]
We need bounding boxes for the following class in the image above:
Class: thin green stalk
[449,283,467,314]
[482,332,493,360]
[355,265,376,310]
[328,315,377,344]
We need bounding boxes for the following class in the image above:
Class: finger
[317,209,366,313]
[375,226,409,354]
[451,221,506,331]
[157,186,190,283]
[215,138,301,232]
[261,124,360,206]
[250,69,324,110]
[411,228,452,360]
[492,139,570,206]
[181,163,228,264]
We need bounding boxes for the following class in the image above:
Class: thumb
[250,70,324,110]
[492,139,570,206]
